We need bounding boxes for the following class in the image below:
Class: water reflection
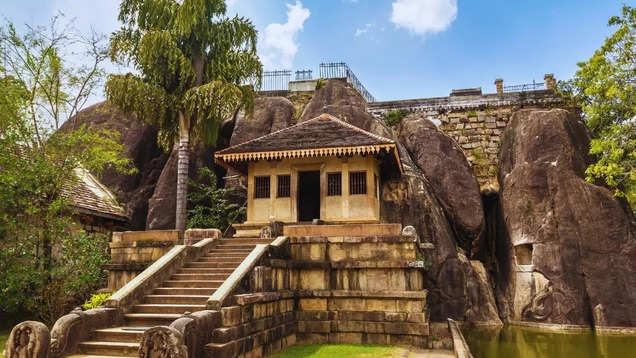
[463,326,636,358]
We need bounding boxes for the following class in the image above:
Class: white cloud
[259,1,310,69]
[390,0,457,36]
[355,23,373,37]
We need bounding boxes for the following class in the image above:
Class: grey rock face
[496,108,636,328]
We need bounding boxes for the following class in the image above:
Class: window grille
[254,176,270,199]
[277,175,291,198]
[327,172,342,196]
[349,171,367,195]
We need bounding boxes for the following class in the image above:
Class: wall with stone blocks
[206,292,297,358]
[367,90,563,190]
[106,230,181,291]
[202,234,436,356]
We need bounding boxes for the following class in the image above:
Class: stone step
[162,280,224,288]
[202,252,248,258]
[77,341,139,357]
[123,313,181,327]
[214,244,257,249]
[197,256,245,263]
[153,287,216,295]
[206,248,254,254]
[219,238,273,244]
[284,223,401,237]
[143,295,210,305]
[177,267,235,274]
[67,355,136,358]
[133,303,206,314]
[186,262,241,269]
[172,273,230,281]
[233,229,262,238]
[91,327,144,343]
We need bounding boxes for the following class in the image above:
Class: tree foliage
[106,0,262,150]
[0,17,133,324]
[106,0,262,231]
[560,5,636,207]
[187,167,245,231]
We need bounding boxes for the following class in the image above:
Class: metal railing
[503,81,546,93]
[295,69,313,81]
[260,70,292,91]
[319,62,376,102]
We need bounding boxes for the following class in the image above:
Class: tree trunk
[175,111,190,232]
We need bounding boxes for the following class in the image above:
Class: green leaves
[562,5,636,208]
[187,167,245,230]
[585,123,636,205]
[184,80,242,145]
[107,0,263,148]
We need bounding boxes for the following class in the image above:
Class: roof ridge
[217,114,393,155]
[319,114,395,144]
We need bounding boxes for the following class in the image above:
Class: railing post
[495,78,503,94]
[544,73,556,91]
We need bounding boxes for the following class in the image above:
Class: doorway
[298,171,321,222]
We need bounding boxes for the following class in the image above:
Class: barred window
[327,172,342,196]
[254,176,270,199]
[349,171,367,195]
[277,175,291,198]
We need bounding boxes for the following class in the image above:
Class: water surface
[463,326,636,358]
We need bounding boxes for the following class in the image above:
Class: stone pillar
[494,78,504,94]
[544,74,556,91]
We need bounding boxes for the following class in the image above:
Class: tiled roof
[217,114,395,155]
[215,114,403,175]
[63,168,128,222]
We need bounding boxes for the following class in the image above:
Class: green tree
[187,167,245,231]
[561,5,636,207]
[0,17,133,324]
[106,0,262,232]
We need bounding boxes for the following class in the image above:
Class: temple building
[215,114,403,224]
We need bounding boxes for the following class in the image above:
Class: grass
[0,330,9,358]
[269,344,402,358]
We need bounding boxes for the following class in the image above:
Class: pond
[463,326,636,358]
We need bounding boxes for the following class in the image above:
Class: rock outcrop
[61,102,168,229]
[146,145,215,230]
[398,116,485,252]
[229,97,295,146]
[496,108,636,329]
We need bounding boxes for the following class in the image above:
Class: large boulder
[496,108,636,328]
[299,79,379,132]
[60,102,168,229]
[229,97,295,146]
[381,167,501,325]
[398,115,485,252]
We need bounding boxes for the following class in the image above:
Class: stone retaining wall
[367,90,564,189]
[106,230,182,291]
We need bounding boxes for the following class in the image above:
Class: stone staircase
[67,238,273,358]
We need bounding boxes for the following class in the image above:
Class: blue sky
[3,0,632,101]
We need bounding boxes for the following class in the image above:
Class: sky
[2,0,632,101]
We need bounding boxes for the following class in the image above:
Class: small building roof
[215,114,403,175]
[64,168,129,222]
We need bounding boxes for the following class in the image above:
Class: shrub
[385,109,408,127]
[187,167,246,231]
[315,78,326,90]
[83,293,112,310]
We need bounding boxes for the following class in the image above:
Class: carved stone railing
[448,318,474,358]
[106,233,219,311]
[207,236,289,310]
[7,228,221,358]
[5,321,50,358]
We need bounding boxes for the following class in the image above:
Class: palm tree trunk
[175,111,190,232]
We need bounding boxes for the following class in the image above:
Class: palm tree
[106,0,262,232]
